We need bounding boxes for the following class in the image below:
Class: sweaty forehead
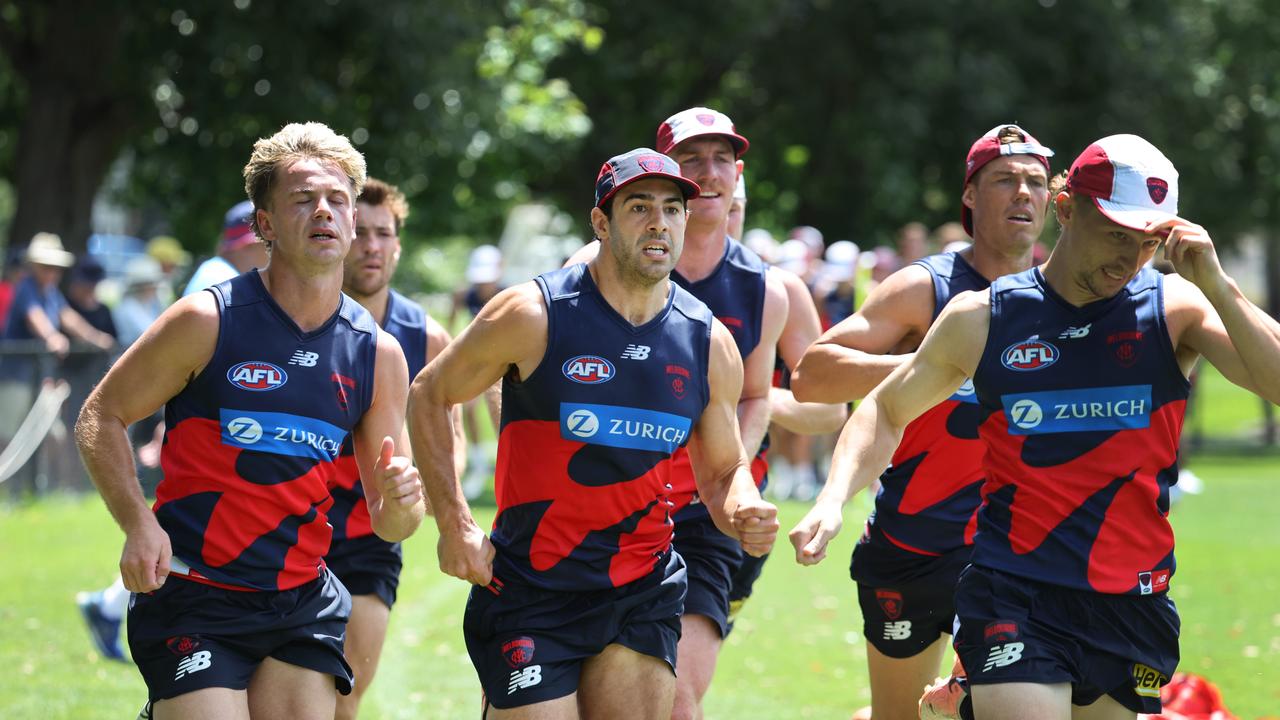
[279,158,353,191]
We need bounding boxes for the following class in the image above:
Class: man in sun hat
[410,146,777,719]
[181,200,269,296]
[790,122,1054,720]
[790,133,1280,718]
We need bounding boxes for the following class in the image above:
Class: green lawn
[2,451,1277,718]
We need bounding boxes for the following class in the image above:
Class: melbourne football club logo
[875,589,903,620]
[165,636,202,656]
[983,621,1020,644]
[696,113,716,126]
[1146,177,1169,204]
[562,355,615,384]
[227,361,288,391]
[1000,339,1059,372]
[1107,330,1143,368]
[637,155,665,173]
[502,636,536,669]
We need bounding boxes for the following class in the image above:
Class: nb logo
[620,344,651,360]
[289,350,319,367]
[1008,399,1043,430]
[565,409,599,439]
[882,621,912,641]
[226,417,263,444]
[1058,324,1091,339]
[175,650,213,680]
[508,665,543,694]
[982,642,1025,672]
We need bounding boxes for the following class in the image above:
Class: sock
[100,576,130,620]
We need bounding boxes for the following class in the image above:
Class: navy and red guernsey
[863,252,989,557]
[492,264,713,592]
[156,271,378,591]
[327,289,428,544]
[972,266,1189,595]
[668,237,767,520]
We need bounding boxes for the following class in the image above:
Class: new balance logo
[289,350,319,367]
[174,650,212,679]
[883,621,912,641]
[508,665,543,694]
[1058,324,1091,339]
[982,642,1025,672]
[620,344,650,360]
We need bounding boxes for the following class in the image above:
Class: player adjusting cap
[655,107,750,157]
[1066,134,1179,231]
[595,148,701,209]
[962,123,1054,236]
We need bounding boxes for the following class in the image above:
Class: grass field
[2,447,1278,719]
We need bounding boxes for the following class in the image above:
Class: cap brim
[598,172,700,209]
[1093,197,1178,233]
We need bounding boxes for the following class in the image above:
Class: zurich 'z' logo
[562,355,615,385]
[227,361,288,391]
[1000,339,1059,372]
[560,402,691,453]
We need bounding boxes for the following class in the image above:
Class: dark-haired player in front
[409,148,778,719]
[328,176,461,720]
[790,134,1280,718]
[791,124,1053,720]
[75,123,426,720]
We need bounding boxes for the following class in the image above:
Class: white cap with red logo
[655,107,750,157]
[1067,134,1179,231]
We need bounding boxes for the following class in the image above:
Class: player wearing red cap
[790,133,1280,718]
[410,148,778,719]
[790,124,1053,720]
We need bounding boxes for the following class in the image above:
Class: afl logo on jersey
[1001,339,1059,372]
[562,355,615,385]
[227,361,288,391]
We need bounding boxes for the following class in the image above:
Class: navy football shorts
[325,533,403,609]
[953,564,1179,713]
[851,537,971,658]
[464,550,686,712]
[672,515,743,637]
[128,569,353,703]
[725,551,770,634]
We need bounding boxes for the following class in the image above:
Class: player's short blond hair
[358,177,410,234]
[242,122,367,239]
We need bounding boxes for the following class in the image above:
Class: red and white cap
[1067,134,1179,231]
[962,123,1054,235]
[655,107,750,157]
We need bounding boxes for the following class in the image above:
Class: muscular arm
[790,265,936,403]
[789,291,988,565]
[425,315,467,480]
[407,282,547,583]
[737,270,788,455]
[768,267,847,434]
[686,321,779,557]
[354,330,426,542]
[1159,220,1280,404]
[74,292,219,590]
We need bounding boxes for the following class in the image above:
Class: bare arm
[789,290,988,565]
[22,304,70,357]
[59,305,115,350]
[354,330,426,542]
[686,321,779,557]
[407,282,547,584]
[1158,219,1280,404]
[790,264,936,403]
[768,267,848,434]
[425,314,467,480]
[737,270,788,455]
[74,292,219,591]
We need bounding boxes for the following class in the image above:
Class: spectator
[145,235,190,307]
[114,257,166,348]
[64,258,117,340]
[0,251,23,336]
[182,200,269,297]
[896,221,931,265]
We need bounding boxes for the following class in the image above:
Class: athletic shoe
[919,675,965,720]
[75,590,126,661]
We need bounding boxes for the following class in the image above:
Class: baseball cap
[222,200,259,251]
[466,244,503,284]
[595,148,700,209]
[655,107,750,158]
[962,123,1055,235]
[823,240,859,282]
[1066,134,1179,231]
